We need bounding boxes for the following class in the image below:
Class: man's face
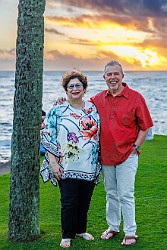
[103,65,124,91]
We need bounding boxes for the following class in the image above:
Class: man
[55,61,153,246]
[89,60,153,246]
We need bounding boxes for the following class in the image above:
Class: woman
[40,110,46,155]
[40,69,101,248]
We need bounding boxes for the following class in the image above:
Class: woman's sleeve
[40,107,60,186]
[41,107,59,155]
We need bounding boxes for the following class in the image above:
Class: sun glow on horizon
[105,45,160,68]
[1,1,167,71]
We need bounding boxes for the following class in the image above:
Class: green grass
[0,134,167,249]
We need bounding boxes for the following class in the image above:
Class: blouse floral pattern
[40,100,101,186]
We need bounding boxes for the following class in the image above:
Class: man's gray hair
[104,60,124,74]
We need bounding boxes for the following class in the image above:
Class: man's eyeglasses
[67,83,83,89]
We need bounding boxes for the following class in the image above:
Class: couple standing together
[40,60,153,248]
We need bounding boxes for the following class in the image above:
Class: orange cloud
[44,1,167,71]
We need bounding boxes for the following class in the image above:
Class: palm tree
[8,0,46,241]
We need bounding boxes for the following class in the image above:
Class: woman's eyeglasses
[67,83,83,89]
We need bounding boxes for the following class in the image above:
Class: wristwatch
[133,144,140,155]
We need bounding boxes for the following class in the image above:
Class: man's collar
[105,82,129,98]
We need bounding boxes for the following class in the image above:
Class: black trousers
[58,178,95,239]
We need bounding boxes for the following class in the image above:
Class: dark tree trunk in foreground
[8,0,45,242]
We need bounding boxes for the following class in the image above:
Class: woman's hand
[51,163,64,180]
[48,152,64,180]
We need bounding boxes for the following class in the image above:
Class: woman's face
[66,78,85,101]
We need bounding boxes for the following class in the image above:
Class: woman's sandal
[121,235,138,246]
[76,232,94,240]
[101,229,119,240]
[60,238,71,248]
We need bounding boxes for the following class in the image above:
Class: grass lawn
[0,134,166,249]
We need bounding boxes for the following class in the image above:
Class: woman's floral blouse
[40,100,101,185]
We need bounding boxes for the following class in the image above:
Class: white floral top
[40,100,101,185]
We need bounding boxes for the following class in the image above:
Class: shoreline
[0,161,11,175]
[0,133,165,176]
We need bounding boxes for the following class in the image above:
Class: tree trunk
[8,0,46,242]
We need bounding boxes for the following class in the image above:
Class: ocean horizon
[0,70,167,164]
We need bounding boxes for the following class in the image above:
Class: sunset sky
[1,0,167,71]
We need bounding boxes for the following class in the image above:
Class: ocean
[0,71,167,164]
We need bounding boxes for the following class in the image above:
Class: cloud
[1,0,167,70]
[44,48,112,70]
[142,0,167,15]
[46,1,56,8]
[0,49,15,59]
[0,48,16,70]
[44,47,144,71]
[45,5,167,36]
[49,0,167,16]
[67,37,100,46]
[45,0,167,61]
[45,14,97,28]
[45,28,65,36]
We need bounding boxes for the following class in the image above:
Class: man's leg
[102,165,121,233]
[116,154,138,237]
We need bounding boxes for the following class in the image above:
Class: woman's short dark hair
[61,68,88,91]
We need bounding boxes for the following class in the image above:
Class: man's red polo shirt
[90,83,153,166]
